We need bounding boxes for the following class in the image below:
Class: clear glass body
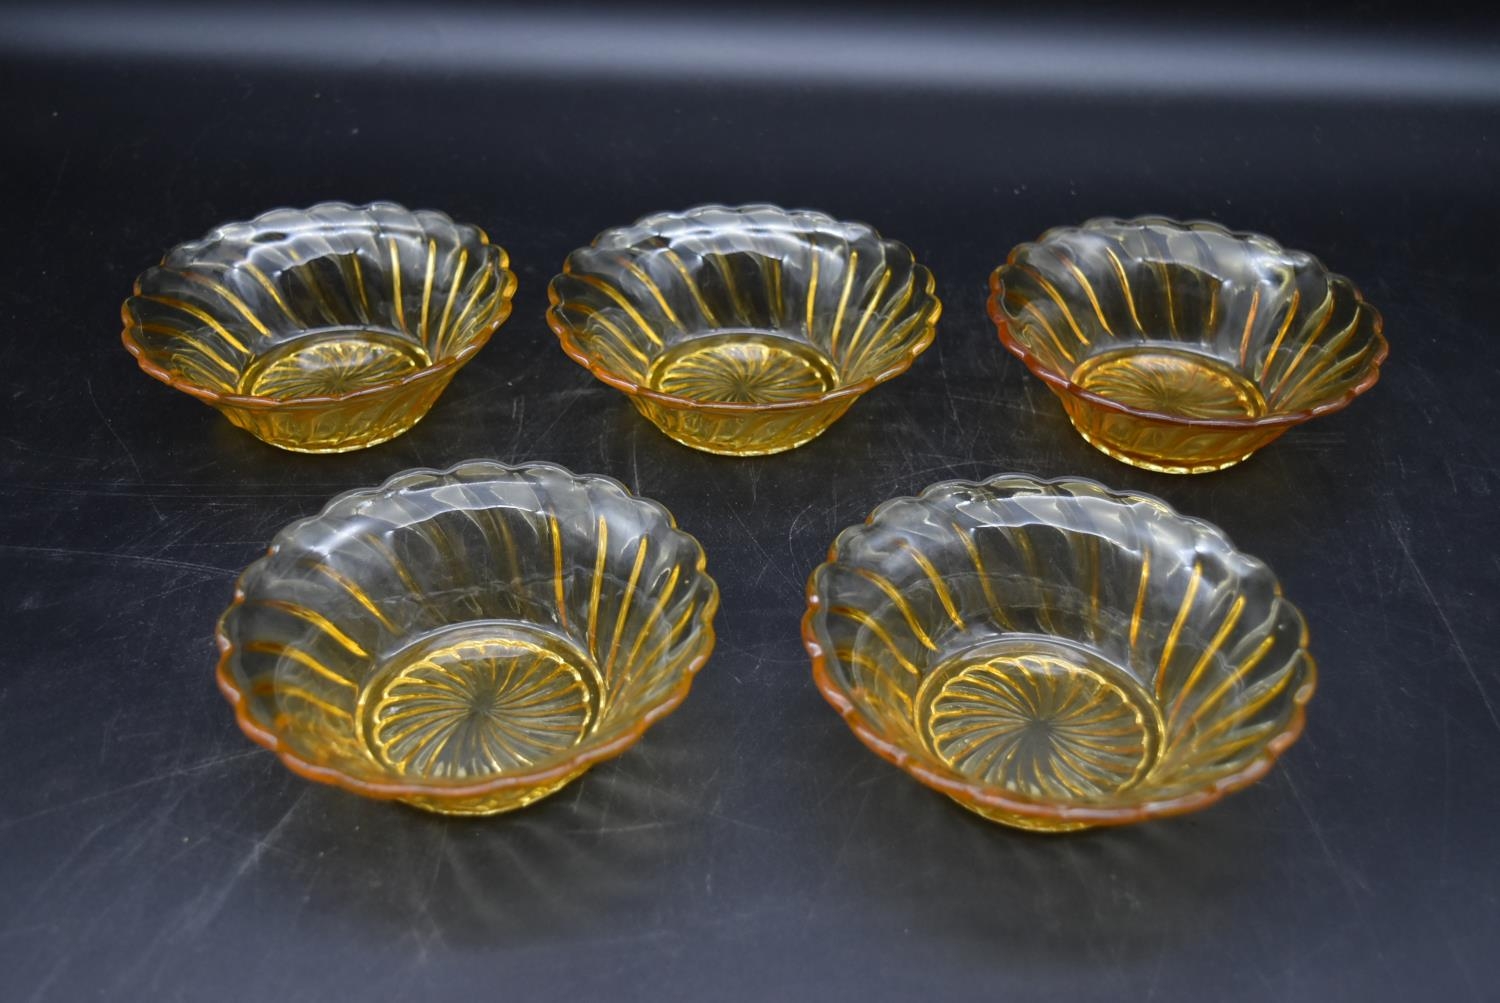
[123,202,516,452]
[804,474,1316,832]
[217,461,719,815]
[990,217,1387,473]
[548,204,941,456]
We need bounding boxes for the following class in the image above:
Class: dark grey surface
[2,6,1498,1000]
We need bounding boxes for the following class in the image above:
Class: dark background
[2,3,1498,1000]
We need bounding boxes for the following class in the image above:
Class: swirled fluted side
[217,461,718,814]
[548,204,940,455]
[805,474,1315,830]
[122,202,516,451]
[990,217,1385,473]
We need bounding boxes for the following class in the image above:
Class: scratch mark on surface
[0,751,261,831]
[527,387,590,444]
[40,143,72,218]
[413,825,451,943]
[21,816,121,908]
[188,788,310,930]
[1393,523,1500,733]
[799,772,877,934]
[1142,937,1169,1002]
[85,378,162,525]
[0,544,234,577]
[567,819,675,835]
[784,502,817,545]
[706,810,780,836]
[1283,771,1391,978]
[729,505,801,591]
[23,953,69,1003]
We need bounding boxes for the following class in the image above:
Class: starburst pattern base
[917,638,1160,832]
[1072,347,1266,421]
[1066,346,1273,473]
[638,331,847,454]
[355,622,603,815]
[240,329,430,399]
[648,331,838,405]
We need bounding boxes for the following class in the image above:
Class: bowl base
[634,396,851,457]
[1072,427,1260,475]
[647,330,839,405]
[636,330,850,455]
[354,620,604,813]
[1062,346,1271,474]
[395,768,589,816]
[916,636,1163,831]
[242,414,431,454]
[1072,346,1266,422]
[949,798,1097,833]
[239,328,430,399]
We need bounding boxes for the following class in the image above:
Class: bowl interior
[993,219,1385,422]
[549,205,939,407]
[220,463,717,792]
[125,203,513,402]
[808,476,1314,816]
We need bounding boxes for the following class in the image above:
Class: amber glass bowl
[990,217,1387,473]
[216,460,719,815]
[122,202,517,453]
[548,204,941,455]
[804,474,1315,832]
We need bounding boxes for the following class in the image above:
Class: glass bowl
[989,217,1387,473]
[216,460,719,815]
[804,473,1315,832]
[122,202,517,453]
[547,204,941,456]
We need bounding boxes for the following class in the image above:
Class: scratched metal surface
[1,20,1498,1002]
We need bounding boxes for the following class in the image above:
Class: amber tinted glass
[549,204,940,456]
[123,202,516,452]
[806,474,1315,832]
[217,461,719,815]
[990,217,1385,473]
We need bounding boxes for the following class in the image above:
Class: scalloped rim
[546,203,941,414]
[121,201,519,410]
[802,472,1317,829]
[989,215,1389,431]
[215,459,720,805]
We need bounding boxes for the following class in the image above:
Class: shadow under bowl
[804,473,1316,832]
[989,216,1387,473]
[122,201,517,453]
[216,460,719,815]
[548,204,941,456]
